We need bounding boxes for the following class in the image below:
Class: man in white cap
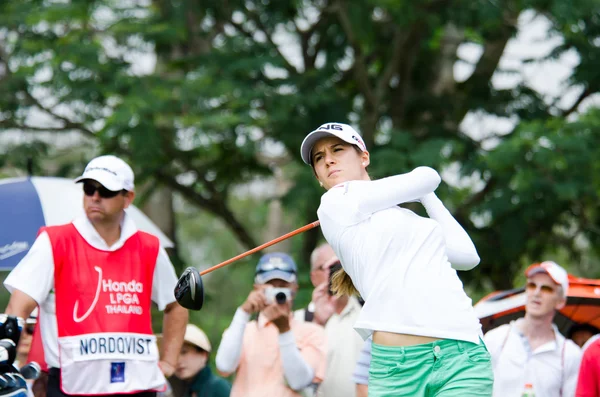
[484,261,582,397]
[170,324,230,397]
[3,155,188,397]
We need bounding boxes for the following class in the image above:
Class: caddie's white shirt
[317,170,483,343]
[4,213,179,368]
[484,319,582,397]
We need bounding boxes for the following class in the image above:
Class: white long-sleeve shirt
[317,167,483,342]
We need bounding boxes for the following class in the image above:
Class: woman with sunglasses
[3,155,188,397]
[300,122,493,396]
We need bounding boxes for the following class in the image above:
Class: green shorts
[369,338,493,397]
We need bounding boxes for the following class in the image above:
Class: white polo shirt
[4,214,179,368]
[484,319,582,397]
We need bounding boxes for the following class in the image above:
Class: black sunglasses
[83,182,126,198]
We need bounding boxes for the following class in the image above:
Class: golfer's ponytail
[331,267,359,297]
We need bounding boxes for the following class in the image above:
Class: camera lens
[275,292,287,304]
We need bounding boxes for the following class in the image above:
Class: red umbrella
[474,274,600,336]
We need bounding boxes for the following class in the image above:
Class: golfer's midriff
[373,331,441,346]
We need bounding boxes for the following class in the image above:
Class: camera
[328,261,343,295]
[264,288,292,304]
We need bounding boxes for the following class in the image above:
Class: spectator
[15,308,38,368]
[568,323,600,351]
[11,308,39,397]
[215,252,327,397]
[484,261,582,397]
[27,309,48,397]
[575,337,600,397]
[3,155,188,397]
[169,324,230,397]
[352,337,371,397]
[297,243,363,397]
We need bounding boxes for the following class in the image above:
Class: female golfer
[300,122,493,396]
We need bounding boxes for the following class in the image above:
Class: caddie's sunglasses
[526,282,555,294]
[83,182,125,199]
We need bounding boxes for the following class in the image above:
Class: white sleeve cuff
[233,307,251,323]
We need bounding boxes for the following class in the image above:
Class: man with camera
[214,252,326,397]
[300,244,363,397]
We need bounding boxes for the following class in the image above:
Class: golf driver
[174,220,321,310]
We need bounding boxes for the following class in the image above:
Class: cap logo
[269,256,284,265]
[352,135,366,150]
[318,123,344,131]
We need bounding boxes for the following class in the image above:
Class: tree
[1,0,599,292]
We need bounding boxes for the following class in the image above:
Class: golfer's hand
[262,303,291,333]
[241,287,268,314]
[312,282,337,326]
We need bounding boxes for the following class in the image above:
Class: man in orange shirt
[215,252,327,397]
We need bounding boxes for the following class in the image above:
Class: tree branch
[0,121,85,133]
[562,87,592,117]
[296,5,333,70]
[0,42,96,138]
[333,0,377,110]
[455,177,498,221]
[239,9,299,76]
[374,28,407,100]
[24,91,96,137]
[458,8,520,121]
[154,168,258,249]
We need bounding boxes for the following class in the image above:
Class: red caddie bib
[44,224,166,395]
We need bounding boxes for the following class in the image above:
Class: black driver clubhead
[174,267,205,311]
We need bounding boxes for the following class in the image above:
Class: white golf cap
[74,155,135,192]
[300,122,367,165]
[525,260,569,298]
[183,324,212,352]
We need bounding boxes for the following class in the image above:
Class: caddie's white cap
[183,324,212,352]
[300,122,367,165]
[74,155,135,192]
[525,261,569,298]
